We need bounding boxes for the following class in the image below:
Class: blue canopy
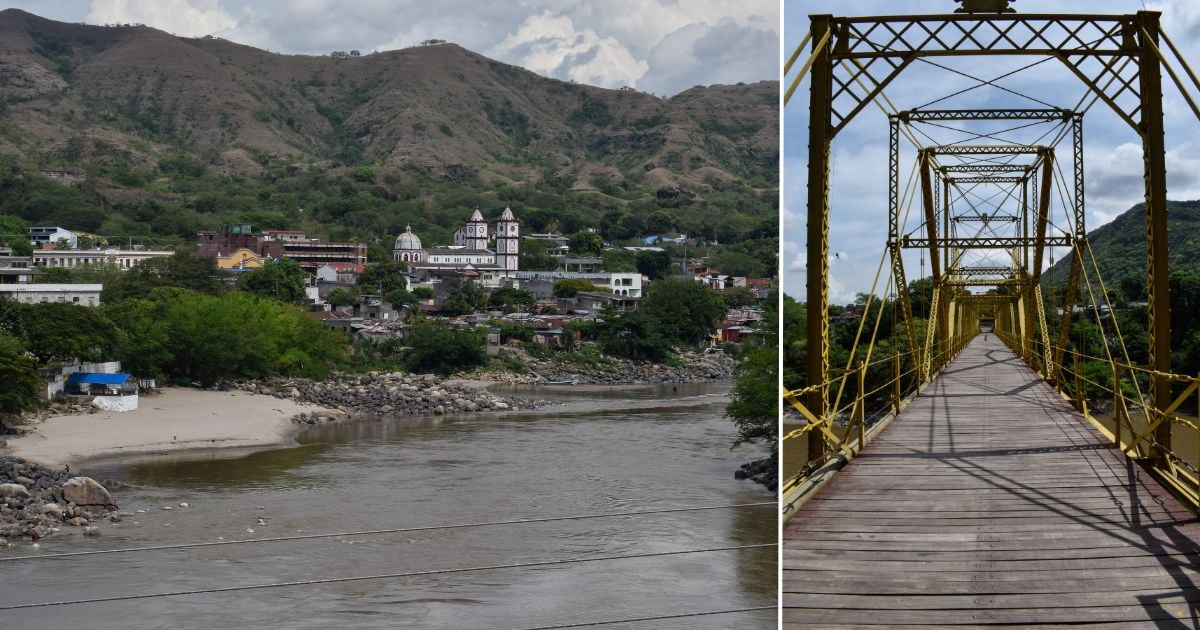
[67,373,131,385]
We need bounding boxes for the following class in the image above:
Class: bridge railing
[782,330,977,517]
[995,329,1200,510]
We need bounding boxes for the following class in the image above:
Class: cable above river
[0,501,774,563]
[0,543,776,611]
[514,605,777,629]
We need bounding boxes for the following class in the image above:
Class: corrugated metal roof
[67,373,131,385]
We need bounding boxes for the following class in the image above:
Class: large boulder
[0,483,29,499]
[62,477,117,512]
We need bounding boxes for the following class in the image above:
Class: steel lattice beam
[903,236,1072,248]
[900,108,1073,122]
[949,177,1026,184]
[942,165,1031,173]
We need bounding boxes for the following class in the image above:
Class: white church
[393,207,519,287]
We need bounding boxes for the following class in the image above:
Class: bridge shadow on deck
[784,335,1200,629]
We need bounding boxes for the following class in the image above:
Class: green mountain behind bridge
[1044,200,1200,292]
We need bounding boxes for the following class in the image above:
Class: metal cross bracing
[783,4,1200,533]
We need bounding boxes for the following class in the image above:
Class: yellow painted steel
[785,8,1200,517]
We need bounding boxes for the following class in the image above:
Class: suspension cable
[515,606,776,630]
[0,502,773,563]
[0,543,776,611]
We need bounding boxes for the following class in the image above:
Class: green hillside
[1044,200,1200,290]
[0,9,778,261]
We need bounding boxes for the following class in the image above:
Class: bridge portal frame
[805,10,1171,464]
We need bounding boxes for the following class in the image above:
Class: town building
[216,248,265,271]
[28,226,77,249]
[0,283,103,306]
[315,262,365,284]
[511,271,642,298]
[198,225,366,272]
[393,207,520,288]
[32,248,174,270]
[0,252,42,284]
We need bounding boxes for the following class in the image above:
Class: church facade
[393,207,519,287]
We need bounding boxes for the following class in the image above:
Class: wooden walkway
[783,335,1200,628]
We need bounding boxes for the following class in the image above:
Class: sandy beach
[6,388,329,467]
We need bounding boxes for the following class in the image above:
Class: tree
[568,231,604,255]
[327,287,358,307]
[488,287,536,312]
[412,287,434,300]
[645,210,680,234]
[602,248,637,273]
[726,299,778,450]
[0,333,40,413]
[20,302,123,364]
[595,308,670,361]
[405,323,488,375]
[0,296,20,337]
[441,279,485,316]
[103,298,173,379]
[642,278,726,345]
[520,239,557,271]
[239,258,309,304]
[385,288,418,309]
[554,278,597,298]
[159,291,347,386]
[636,249,672,279]
[723,286,759,309]
[709,250,765,278]
[357,261,409,294]
[103,252,224,303]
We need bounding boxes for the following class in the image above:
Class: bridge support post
[1113,364,1125,449]
[1138,10,1173,460]
[893,353,902,414]
[806,14,834,464]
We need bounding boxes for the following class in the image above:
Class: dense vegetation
[726,294,778,451]
[1044,200,1200,285]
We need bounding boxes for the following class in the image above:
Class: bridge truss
[783,6,1200,517]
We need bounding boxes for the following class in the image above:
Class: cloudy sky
[784,1,1200,302]
[10,0,778,97]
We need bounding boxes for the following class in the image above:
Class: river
[0,383,776,629]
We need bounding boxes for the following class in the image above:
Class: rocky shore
[0,456,120,541]
[465,349,738,385]
[735,454,778,492]
[241,372,553,421]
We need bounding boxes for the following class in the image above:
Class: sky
[783,0,1200,302]
[8,0,778,98]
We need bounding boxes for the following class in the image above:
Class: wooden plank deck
[783,334,1200,628]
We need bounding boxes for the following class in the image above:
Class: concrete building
[198,225,366,273]
[511,271,642,298]
[28,227,76,250]
[394,208,519,285]
[0,253,42,284]
[32,248,174,270]
[0,283,103,306]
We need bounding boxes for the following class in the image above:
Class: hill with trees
[1043,200,1200,296]
[0,9,777,257]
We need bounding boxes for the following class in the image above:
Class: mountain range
[0,8,776,199]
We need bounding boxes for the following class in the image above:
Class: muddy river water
[0,383,776,629]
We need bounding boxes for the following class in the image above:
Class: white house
[32,248,174,270]
[0,284,103,306]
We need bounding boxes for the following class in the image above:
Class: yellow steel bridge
[784,2,1200,625]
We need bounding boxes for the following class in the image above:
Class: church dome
[394,225,422,250]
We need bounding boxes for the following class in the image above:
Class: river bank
[4,388,331,468]
[462,348,738,384]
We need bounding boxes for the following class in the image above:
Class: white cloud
[490,12,648,89]
[86,0,236,37]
